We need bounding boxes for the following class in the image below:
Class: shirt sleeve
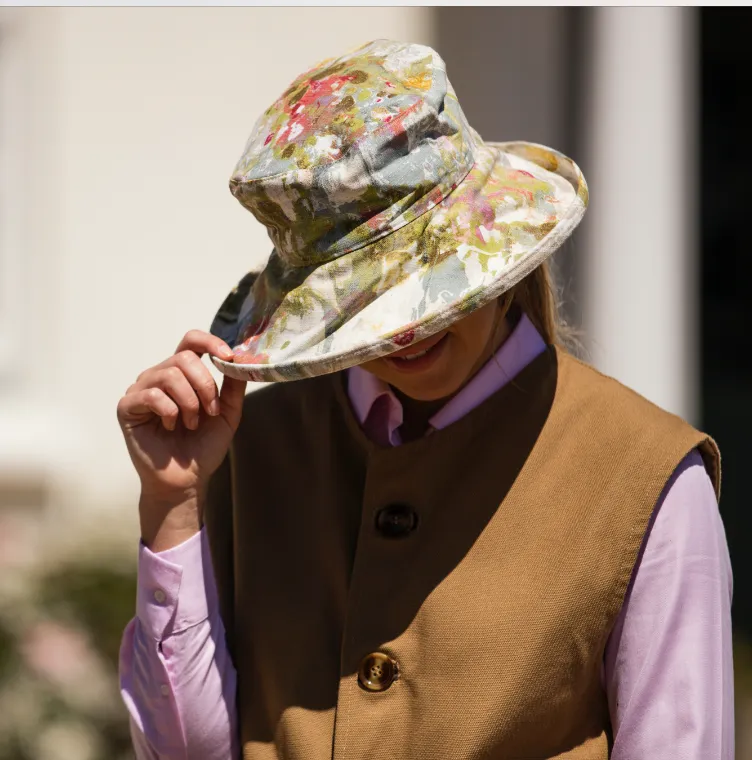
[118,526,240,760]
[605,448,734,759]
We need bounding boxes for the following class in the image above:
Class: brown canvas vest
[203,346,720,760]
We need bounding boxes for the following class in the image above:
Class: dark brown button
[358,652,399,692]
[375,504,418,538]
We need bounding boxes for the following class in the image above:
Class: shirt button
[375,504,418,538]
[153,588,167,604]
[160,684,170,697]
[358,652,399,692]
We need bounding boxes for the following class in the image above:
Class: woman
[117,40,733,759]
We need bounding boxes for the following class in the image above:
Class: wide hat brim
[209,140,588,383]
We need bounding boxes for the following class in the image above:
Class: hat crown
[230,39,478,267]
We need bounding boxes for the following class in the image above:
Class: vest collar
[346,312,547,446]
[333,342,559,458]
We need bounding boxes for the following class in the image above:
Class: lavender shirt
[119,314,734,759]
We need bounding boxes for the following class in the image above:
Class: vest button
[375,504,418,538]
[357,652,399,692]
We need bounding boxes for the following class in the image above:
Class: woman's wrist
[139,489,204,553]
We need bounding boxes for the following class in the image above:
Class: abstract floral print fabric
[210,39,588,382]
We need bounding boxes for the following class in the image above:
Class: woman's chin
[395,383,458,402]
[389,365,463,401]
[363,336,467,400]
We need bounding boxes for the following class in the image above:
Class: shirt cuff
[136,527,219,640]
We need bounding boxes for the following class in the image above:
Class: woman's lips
[390,330,448,358]
[385,332,449,373]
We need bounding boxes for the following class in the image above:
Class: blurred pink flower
[21,621,97,687]
[0,514,38,568]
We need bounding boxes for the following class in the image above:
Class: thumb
[218,373,248,426]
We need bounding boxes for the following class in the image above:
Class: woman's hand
[117,330,247,550]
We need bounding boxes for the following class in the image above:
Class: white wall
[0,8,434,536]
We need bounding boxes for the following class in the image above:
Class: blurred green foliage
[36,565,138,674]
[0,559,137,760]
[0,626,14,685]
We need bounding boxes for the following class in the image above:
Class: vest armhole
[696,436,722,503]
[558,348,723,505]
[602,429,722,651]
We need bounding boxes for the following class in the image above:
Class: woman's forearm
[118,527,239,760]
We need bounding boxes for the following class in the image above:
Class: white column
[580,8,699,423]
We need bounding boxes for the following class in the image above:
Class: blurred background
[0,6,748,759]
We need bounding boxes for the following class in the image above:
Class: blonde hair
[499,259,581,354]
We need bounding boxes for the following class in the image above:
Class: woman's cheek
[444,333,467,366]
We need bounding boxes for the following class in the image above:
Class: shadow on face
[359,298,512,401]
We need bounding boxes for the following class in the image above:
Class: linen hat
[209,39,588,383]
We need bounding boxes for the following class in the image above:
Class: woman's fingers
[118,387,179,431]
[175,330,234,362]
[170,331,247,425]
[122,330,242,432]
[155,364,204,430]
[127,362,214,430]
[172,351,224,420]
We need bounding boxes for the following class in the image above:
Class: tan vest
[203,346,720,760]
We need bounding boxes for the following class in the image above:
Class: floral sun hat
[209,39,588,383]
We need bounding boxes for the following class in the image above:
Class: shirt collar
[346,311,547,443]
